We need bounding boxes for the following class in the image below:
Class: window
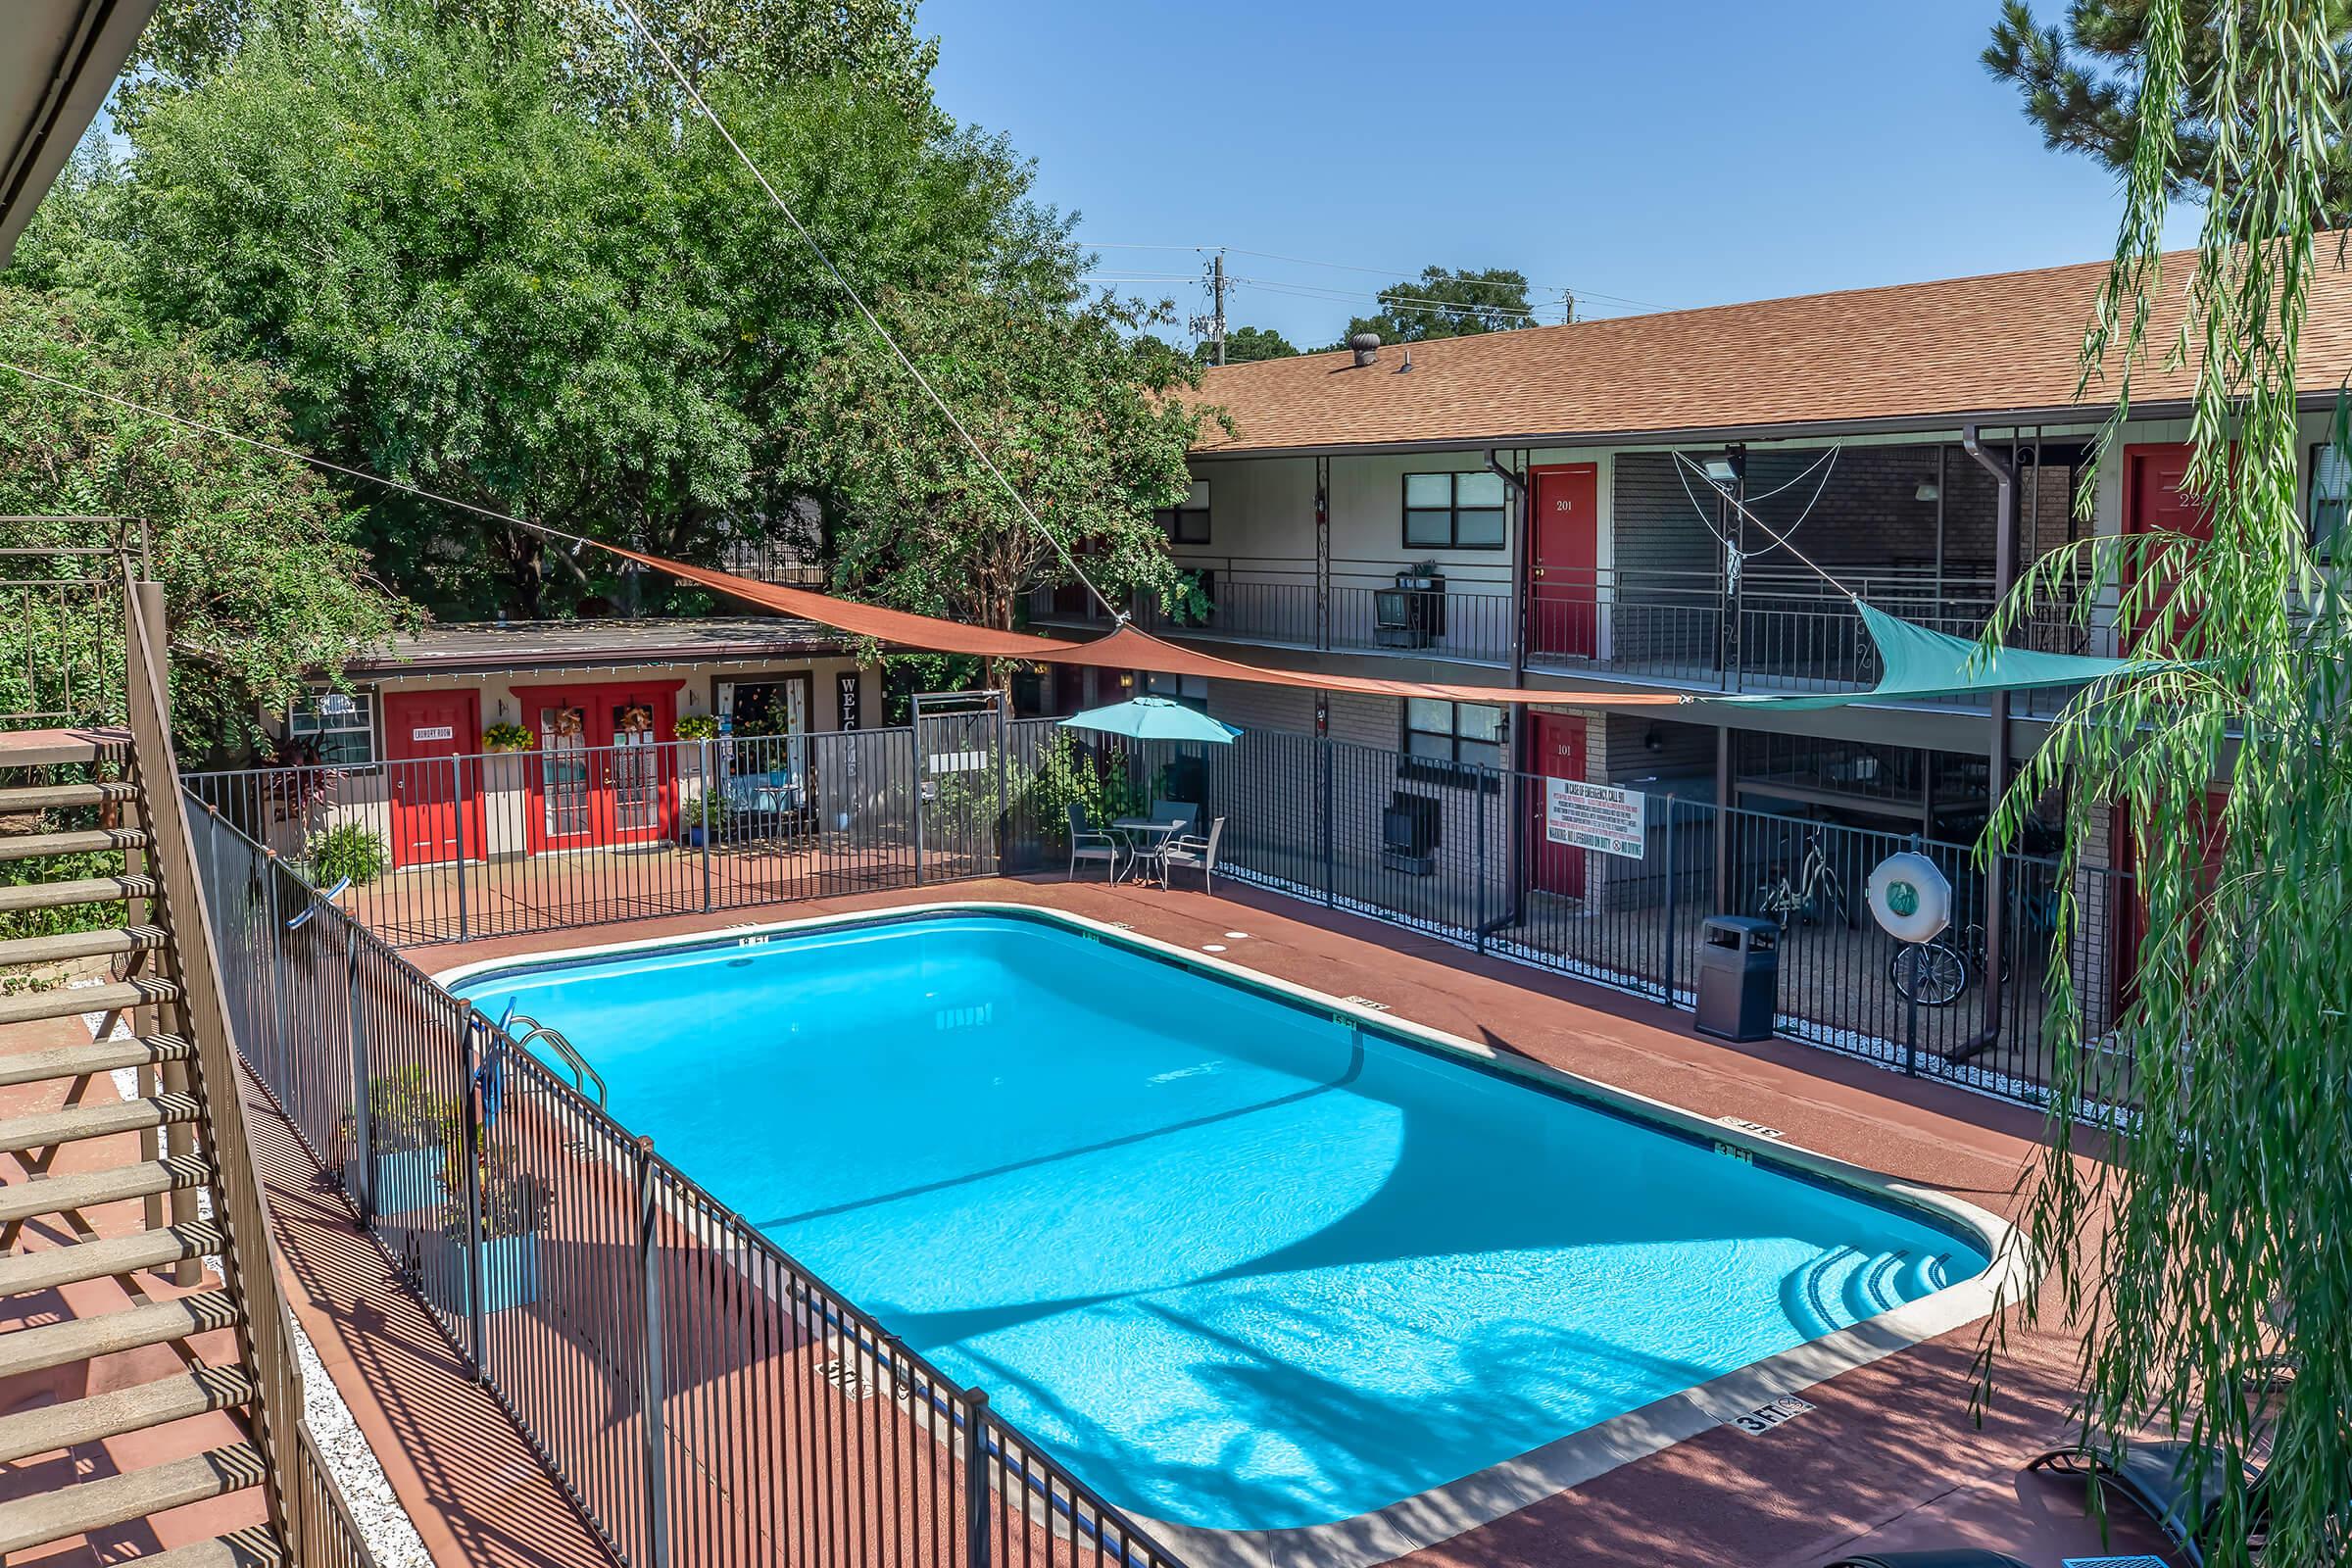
[1143,672,1210,712]
[1402,470,1506,550]
[287,687,376,767]
[1402,699,1505,783]
[2310,442,2348,556]
[1158,479,1210,545]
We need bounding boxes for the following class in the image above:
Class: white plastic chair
[1155,816,1225,893]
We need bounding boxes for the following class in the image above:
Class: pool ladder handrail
[503,1012,608,1109]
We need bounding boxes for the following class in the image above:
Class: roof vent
[1397,346,1413,373]
[1348,330,1381,368]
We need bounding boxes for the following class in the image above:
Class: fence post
[1661,796,1679,1005]
[459,1016,489,1371]
[264,856,291,1068]
[911,731,927,888]
[962,1387,992,1568]
[346,924,373,1224]
[1473,775,1488,954]
[995,697,1010,877]
[452,755,469,943]
[699,739,712,913]
[635,1137,671,1568]
[1317,734,1335,907]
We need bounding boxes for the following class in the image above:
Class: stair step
[0,1032,193,1089]
[0,1152,212,1226]
[0,780,139,812]
[0,923,166,968]
[0,827,149,862]
[0,1362,257,1463]
[0,872,158,912]
[0,974,178,1027]
[0,1092,203,1156]
[140,1527,288,1568]
[0,1440,265,1555]
[0,1221,222,1298]
[0,727,129,769]
[0,1291,242,1382]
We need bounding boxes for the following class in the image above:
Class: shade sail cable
[604,0,1127,626]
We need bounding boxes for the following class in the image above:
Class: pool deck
[414,873,2179,1568]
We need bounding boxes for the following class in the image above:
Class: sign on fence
[1544,778,1646,859]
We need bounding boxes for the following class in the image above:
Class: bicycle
[1887,920,2014,1006]
[1753,829,1854,931]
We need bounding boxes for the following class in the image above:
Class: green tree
[69,1,1059,619]
[1984,0,2352,214]
[0,286,408,759]
[790,276,1223,669]
[1344,265,1536,343]
[1199,324,1298,364]
[130,0,937,121]
[1980,6,2352,1564]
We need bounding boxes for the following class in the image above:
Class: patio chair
[1066,804,1121,881]
[1821,1552,2032,1568]
[2029,1438,2268,1567]
[1153,816,1224,893]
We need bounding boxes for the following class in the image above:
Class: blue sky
[920,0,2198,347]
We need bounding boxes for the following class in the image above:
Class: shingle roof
[346,616,847,676]
[1190,244,2352,455]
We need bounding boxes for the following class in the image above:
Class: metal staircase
[0,572,372,1565]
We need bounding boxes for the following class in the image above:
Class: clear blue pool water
[450,911,1987,1533]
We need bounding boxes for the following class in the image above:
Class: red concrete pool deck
[416,874,2180,1568]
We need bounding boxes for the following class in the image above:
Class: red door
[2123,442,2214,651]
[383,690,482,868]
[2112,787,2229,1010]
[514,682,679,854]
[1527,712,1588,899]
[1528,464,1598,659]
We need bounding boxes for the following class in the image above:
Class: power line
[608,0,1126,623]
[1083,239,1672,312]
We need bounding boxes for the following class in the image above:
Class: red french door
[514,682,679,854]
[1527,464,1598,659]
[2122,442,2215,651]
[383,690,482,868]
[1526,712,1588,899]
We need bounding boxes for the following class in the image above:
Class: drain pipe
[1488,447,1529,939]
[1952,424,2015,1062]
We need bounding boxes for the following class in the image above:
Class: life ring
[1868,851,1951,943]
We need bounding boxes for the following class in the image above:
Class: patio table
[1111,815,1190,885]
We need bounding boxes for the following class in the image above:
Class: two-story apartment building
[1040,250,2349,897]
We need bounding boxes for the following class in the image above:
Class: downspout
[1953,423,2015,1062]
[1489,447,1528,937]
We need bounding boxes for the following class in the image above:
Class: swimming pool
[445,906,2000,1543]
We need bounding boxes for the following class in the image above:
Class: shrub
[304,821,388,887]
[481,721,533,752]
[674,712,720,741]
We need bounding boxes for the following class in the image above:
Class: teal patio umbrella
[1057,696,1241,744]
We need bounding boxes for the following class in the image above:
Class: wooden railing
[122,577,377,1565]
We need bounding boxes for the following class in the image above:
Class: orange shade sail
[605,542,1690,710]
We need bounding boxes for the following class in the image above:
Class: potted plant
[300,821,388,888]
[682,789,733,848]
[338,1065,458,1217]
[675,712,720,742]
[482,721,534,754]
[426,1148,551,1318]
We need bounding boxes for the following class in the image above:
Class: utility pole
[1210,250,1229,365]
[1560,288,1576,324]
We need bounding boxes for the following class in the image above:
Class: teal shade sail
[1716,601,2170,710]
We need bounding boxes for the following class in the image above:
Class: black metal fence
[185,716,2133,1116]
[194,799,1190,1568]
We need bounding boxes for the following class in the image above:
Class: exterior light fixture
[1699,446,1746,488]
[1915,480,1940,502]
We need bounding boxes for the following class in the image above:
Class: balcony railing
[1032,560,2114,715]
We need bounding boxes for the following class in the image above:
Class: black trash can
[1694,915,1779,1042]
